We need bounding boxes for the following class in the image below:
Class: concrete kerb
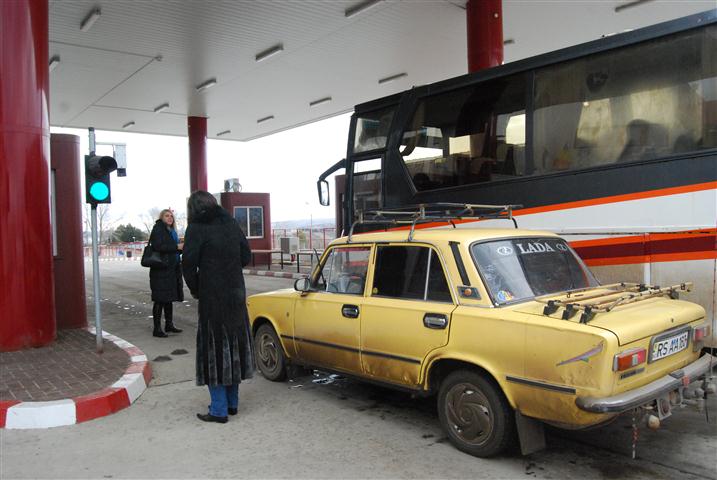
[242,269,306,280]
[0,328,151,429]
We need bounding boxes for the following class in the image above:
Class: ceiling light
[122,121,135,129]
[80,8,101,32]
[615,0,654,12]
[257,115,274,124]
[309,96,332,108]
[255,44,284,62]
[503,38,515,45]
[345,0,381,18]
[196,78,217,93]
[153,103,170,113]
[49,55,60,72]
[216,130,231,137]
[378,72,407,85]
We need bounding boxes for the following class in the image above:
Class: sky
[51,112,351,228]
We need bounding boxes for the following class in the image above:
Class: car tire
[254,323,287,381]
[437,370,516,457]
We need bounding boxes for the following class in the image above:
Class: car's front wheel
[254,323,287,381]
[437,370,516,457]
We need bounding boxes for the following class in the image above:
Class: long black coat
[149,220,184,303]
[182,205,254,386]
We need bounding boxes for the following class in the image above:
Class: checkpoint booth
[219,190,274,268]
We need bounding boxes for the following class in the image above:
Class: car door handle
[423,313,448,329]
[342,304,359,318]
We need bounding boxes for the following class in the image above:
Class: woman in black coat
[182,191,254,423]
[149,209,184,337]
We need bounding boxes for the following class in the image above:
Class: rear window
[470,237,598,305]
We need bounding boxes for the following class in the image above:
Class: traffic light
[85,154,117,205]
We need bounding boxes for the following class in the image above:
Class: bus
[317,10,717,346]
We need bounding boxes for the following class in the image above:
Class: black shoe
[196,413,227,424]
[153,330,168,338]
[228,407,238,416]
[165,323,183,333]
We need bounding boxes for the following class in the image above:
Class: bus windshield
[470,238,598,305]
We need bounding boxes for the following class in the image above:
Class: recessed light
[216,130,231,137]
[153,103,170,113]
[378,72,407,85]
[257,115,274,124]
[345,0,381,18]
[196,78,217,93]
[309,96,332,108]
[255,44,284,62]
[122,121,135,129]
[49,55,60,72]
[80,8,101,32]
[503,38,515,45]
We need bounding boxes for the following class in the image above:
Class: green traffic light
[89,181,109,201]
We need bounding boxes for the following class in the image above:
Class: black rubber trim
[506,375,576,395]
[282,334,421,364]
[450,241,470,286]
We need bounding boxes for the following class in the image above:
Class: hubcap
[257,332,279,373]
[444,382,493,446]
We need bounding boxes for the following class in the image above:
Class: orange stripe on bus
[584,250,717,267]
[570,229,717,248]
[515,181,717,217]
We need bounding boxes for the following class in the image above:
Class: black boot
[152,303,168,338]
[164,303,182,333]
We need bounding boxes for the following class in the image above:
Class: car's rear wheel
[254,323,286,381]
[437,370,516,457]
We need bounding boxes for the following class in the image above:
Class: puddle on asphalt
[153,355,172,362]
[171,349,188,355]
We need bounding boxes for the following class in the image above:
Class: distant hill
[272,218,335,230]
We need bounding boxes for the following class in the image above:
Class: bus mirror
[318,179,330,206]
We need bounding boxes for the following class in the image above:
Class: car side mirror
[294,277,311,293]
[318,179,330,206]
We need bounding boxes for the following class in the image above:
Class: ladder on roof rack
[347,203,522,243]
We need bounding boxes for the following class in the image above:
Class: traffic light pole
[88,128,103,353]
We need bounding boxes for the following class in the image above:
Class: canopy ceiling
[48,0,713,141]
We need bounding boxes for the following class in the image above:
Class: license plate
[651,331,689,361]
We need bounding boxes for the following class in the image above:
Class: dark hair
[187,190,218,223]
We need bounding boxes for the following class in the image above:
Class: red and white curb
[242,269,306,279]
[0,328,151,429]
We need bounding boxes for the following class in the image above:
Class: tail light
[693,324,711,351]
[613,348,647,371]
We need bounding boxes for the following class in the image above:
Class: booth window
[234,206,264,238]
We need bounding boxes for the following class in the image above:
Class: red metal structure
[466,0,504,72]
[220,192,272,264]
[0,0,56,350]
[51,134,87,330]
[188,116,208,192]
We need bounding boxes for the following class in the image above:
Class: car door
[360,244,456,387]
[293,245,371,374]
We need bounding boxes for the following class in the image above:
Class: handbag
[141,242,167,268]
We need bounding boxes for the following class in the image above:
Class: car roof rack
[536,282,693,324]
[347,203,521,243]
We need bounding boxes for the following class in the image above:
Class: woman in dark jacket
[149,209,184,338]
[182,191,254,423]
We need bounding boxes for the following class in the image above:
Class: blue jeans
[207,384,239,417]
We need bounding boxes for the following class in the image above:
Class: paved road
[2,261,716,479]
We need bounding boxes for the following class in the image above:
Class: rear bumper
[576,354,716,414]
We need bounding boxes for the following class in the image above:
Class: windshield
[470,237,598,305]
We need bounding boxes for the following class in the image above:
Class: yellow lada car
[247,227,715,457]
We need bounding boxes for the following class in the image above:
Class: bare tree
[83,204,120,244]
[140,207,162,234]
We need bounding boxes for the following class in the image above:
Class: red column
[188,116,208,192]
[51,134,87,330]
[466,0,503,73]
[0,0,55,350]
